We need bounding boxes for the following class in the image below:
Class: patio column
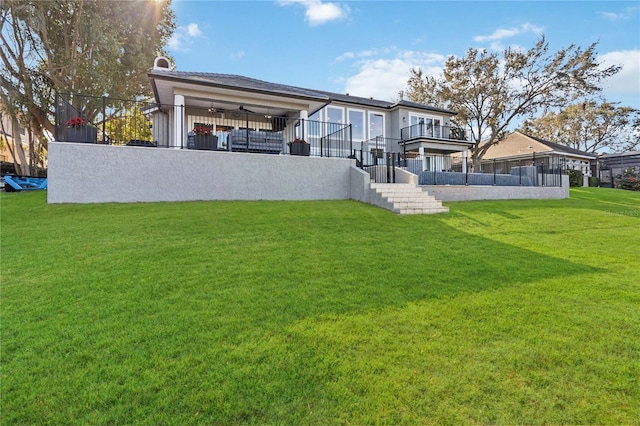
[174,94,185,149]
[299,110,308,141]
[462,150,468,173]
[419,147,427,171]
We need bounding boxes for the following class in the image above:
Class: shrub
[589,176,599,187]
[620,177,640,191]
[620,168,640,191]
[567,169,583,187]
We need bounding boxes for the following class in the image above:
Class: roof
[148,69,456,115]
[598,150,640,158]
[524,133,598,158]
[148,70,330,101]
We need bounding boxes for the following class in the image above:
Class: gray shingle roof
[149,69,456,114]
[149,70,330,100]
[525,133,598,158]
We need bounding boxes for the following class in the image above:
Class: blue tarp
[4,175,47,192]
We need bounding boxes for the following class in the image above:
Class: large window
[327,106,345,135]
[410,114,441,138]
[327,106,344,124]
[308,110,322,137]
[369,112,384,139]
[348,108,365,141]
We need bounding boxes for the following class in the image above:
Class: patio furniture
[228,129,284,154]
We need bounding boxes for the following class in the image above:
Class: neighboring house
[482,131,597,177]
[597,151,640,187]
[147,56,473,159]
[0,112,26,166]
[0,109,49,175]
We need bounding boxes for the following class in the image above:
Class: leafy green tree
[520,101,639,153]
[0,0,175,173]
[402,36,620,167]
[104,105,153,145]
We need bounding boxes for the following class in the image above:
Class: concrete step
[369,182,448,215]
[394,207,449,215]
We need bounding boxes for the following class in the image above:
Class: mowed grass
[1,188,639,424]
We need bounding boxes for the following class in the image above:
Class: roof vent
[153,56,171,70]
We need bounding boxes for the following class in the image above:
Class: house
[0,110,48,176]
[47,58,569,207]
[147,56,473,160]
[597,151,640,187]
[481,131,597,177]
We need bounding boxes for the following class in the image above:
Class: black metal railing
[353,148,405,183]
[319,123,352,157]
[353,150,564,187]
[400,123,467,141]
[411,153,563,187]
[54,93,353,158]
[55,92,155,145]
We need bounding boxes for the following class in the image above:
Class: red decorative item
[65,117,86,128]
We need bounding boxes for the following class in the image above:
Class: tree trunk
[10,116,29,175]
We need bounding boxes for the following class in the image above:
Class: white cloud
[598,7,638,21]
[341,50,446,101]
[167,22,203,52]
[278,0,349,26]
[186,23,202,37]
[474,23,543,51]
[336,51,355,61]
[598,50,640,97]
[230,50,245,60]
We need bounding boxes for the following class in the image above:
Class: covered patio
[148,57,352,157]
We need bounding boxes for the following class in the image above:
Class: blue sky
[166,1,640,110]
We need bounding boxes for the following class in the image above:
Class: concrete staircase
[369,182,448,215]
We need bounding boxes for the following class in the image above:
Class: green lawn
[1,188,639,424]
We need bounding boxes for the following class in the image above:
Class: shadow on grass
[1,194,608,424]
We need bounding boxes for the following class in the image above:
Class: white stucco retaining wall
[48,142,570,205]
[421,175,569,202]
[48,142,357,204]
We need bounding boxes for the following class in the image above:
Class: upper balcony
[399,123,473,154]
[400,123,468,142]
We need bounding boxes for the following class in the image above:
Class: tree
[402,36,620,167]
[0,0,175,174]
[520,101,640,153]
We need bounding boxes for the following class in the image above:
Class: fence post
[54,92,60,142]
[180,105,184,149]
[519,160,522,186]
[492,160,496,184]
[465,155,469,185]
[102,96,106,144]
[392,152,397,183]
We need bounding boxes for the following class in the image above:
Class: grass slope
[1,188,639,424]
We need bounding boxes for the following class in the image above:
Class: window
[327,106,345,136]
[327,106,344,124]
[348,109,365,141]
[369,112,384,139]
[410,114,442,138]
[308,110,322,137]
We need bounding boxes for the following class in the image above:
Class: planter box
[189,135,219,150]
[64,126,97,143]
[289,142,310,156]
